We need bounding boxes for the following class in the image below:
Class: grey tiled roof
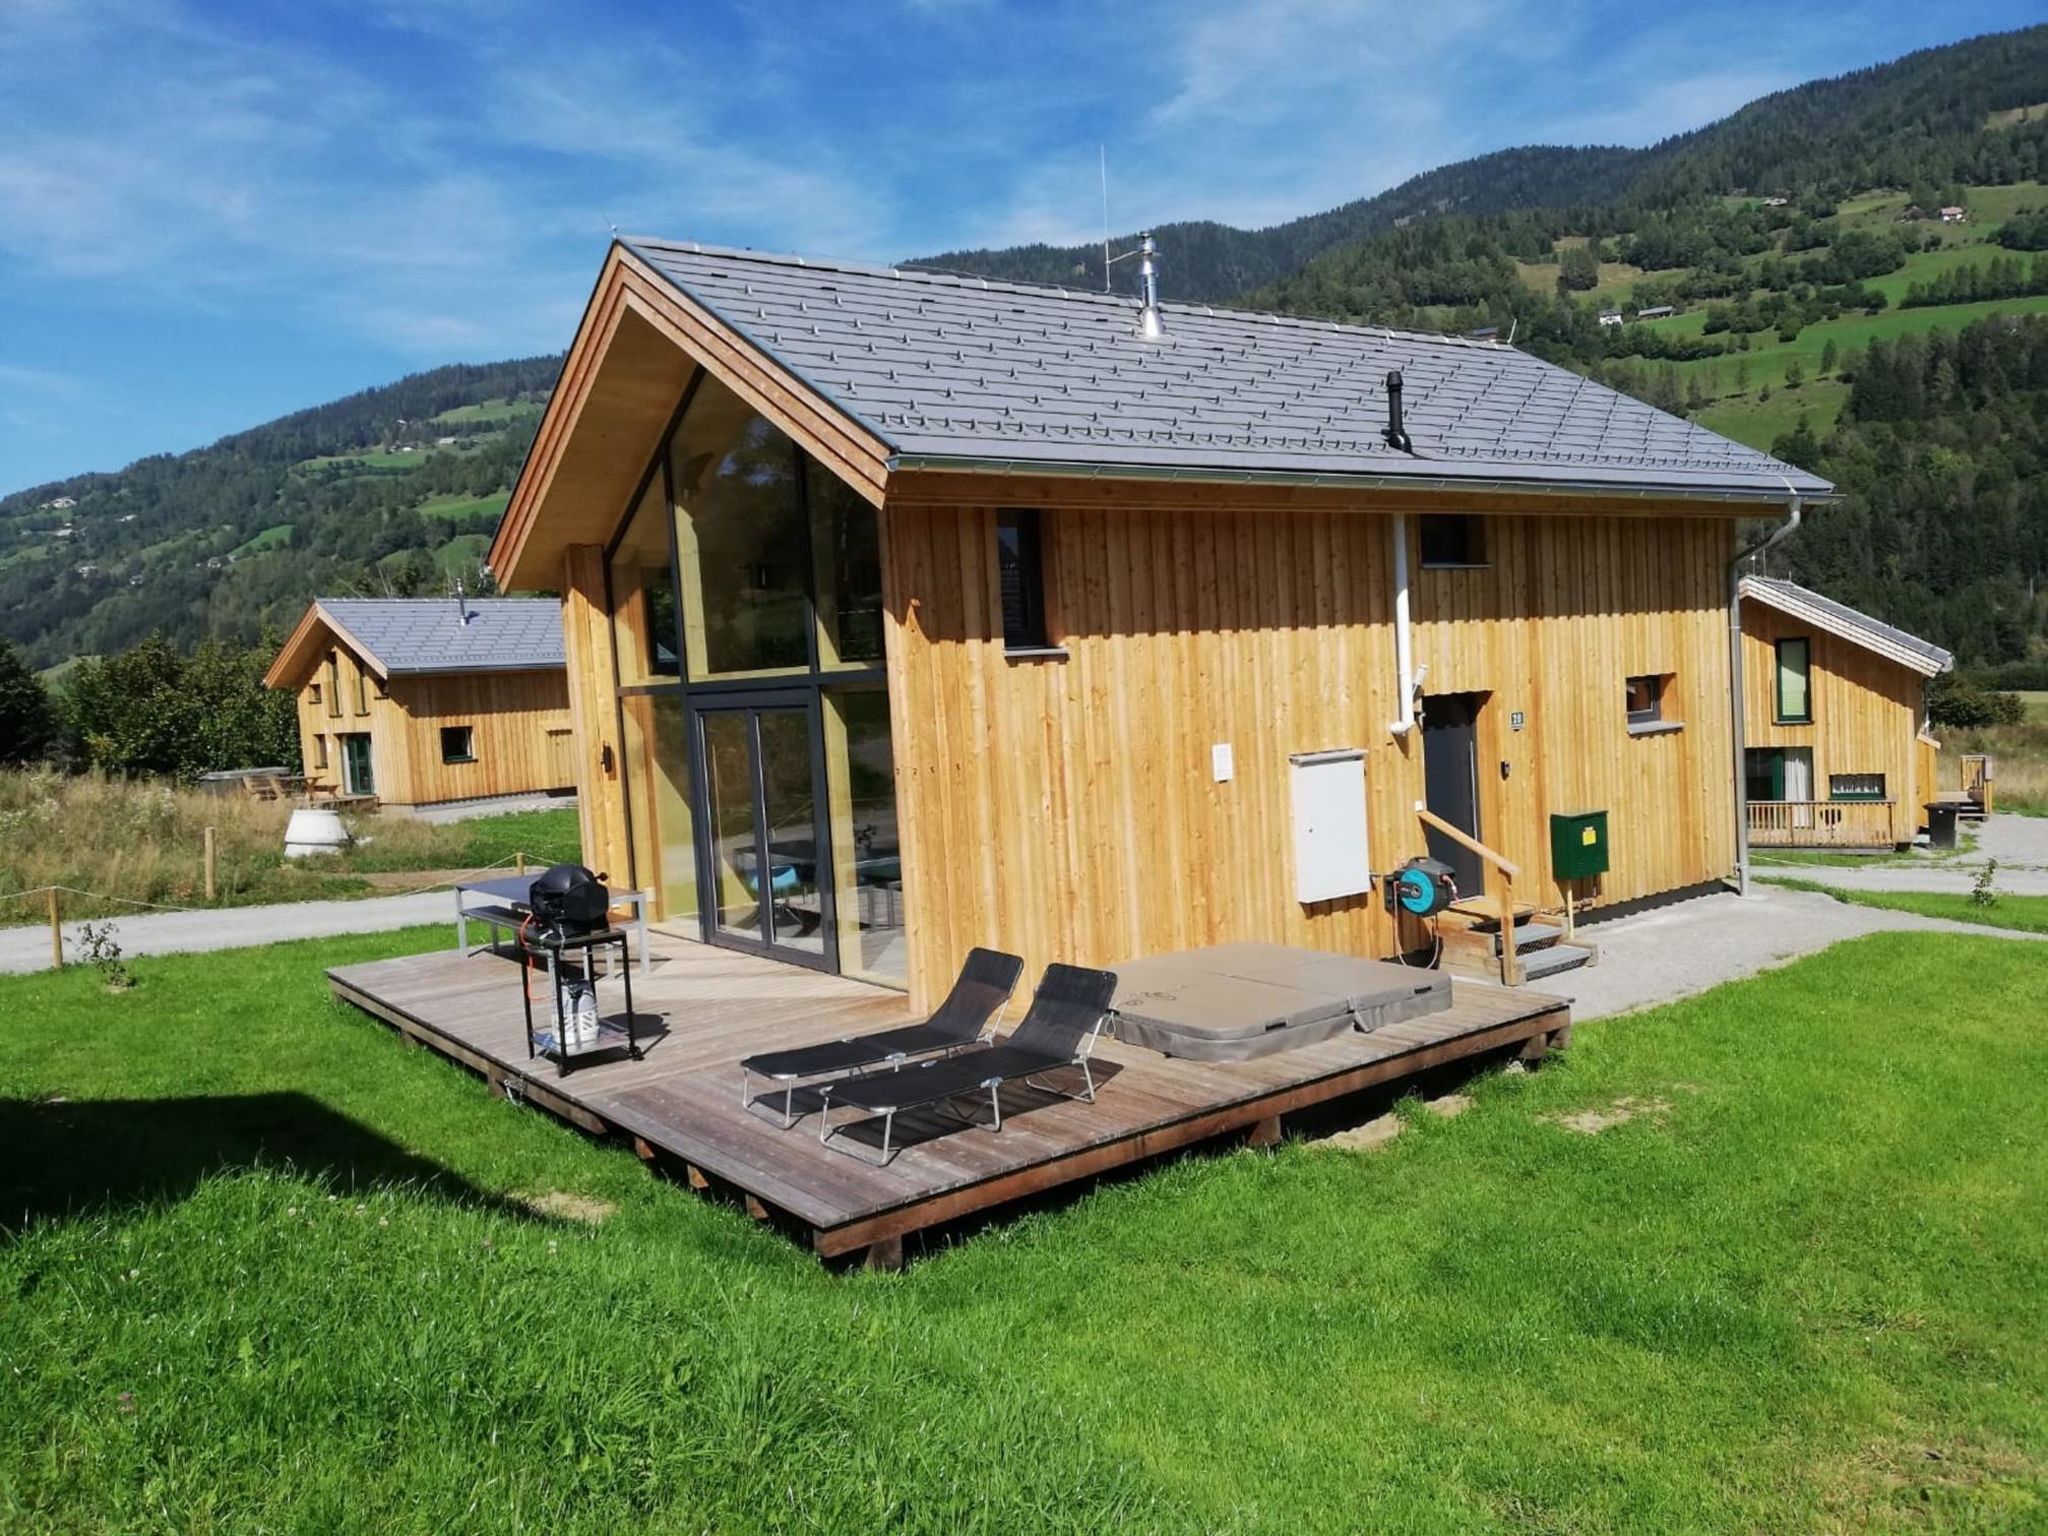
[319,598,564,675]
[1742,577,1953,673]
[623,238,1833,500]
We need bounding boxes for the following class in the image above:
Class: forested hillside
[915,28,2048,297]
[0,359,558,669]
[8,24,2048,673]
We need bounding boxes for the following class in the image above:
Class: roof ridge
[620,235,1510,355]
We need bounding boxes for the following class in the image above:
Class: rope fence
[3,844,581,971]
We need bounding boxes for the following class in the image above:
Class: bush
[1929,673,2026,729]
[60,635,297,781]
[1971,660,2048,692]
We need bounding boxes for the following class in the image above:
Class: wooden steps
[1439,905,1596,987]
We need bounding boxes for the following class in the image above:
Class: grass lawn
[1762,876,2048,935]
[0,770,583,925]
[3,930,2045,1531]
[414,491,510,523]
[1696,377,1849,451]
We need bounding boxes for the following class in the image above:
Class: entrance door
[340,733,375,797]
[694,696,834,968]
[1421,693,1486,902]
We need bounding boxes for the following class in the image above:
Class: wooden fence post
[516,851,527,877]
[47,888,62,970]
[203,826,218,902]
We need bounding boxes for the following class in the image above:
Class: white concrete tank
[284,806,351,859]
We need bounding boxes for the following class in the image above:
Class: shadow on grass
[0,1092,529,1235]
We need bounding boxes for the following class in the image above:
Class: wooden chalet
[1738,576,1954,848]
[264,597,574,809]
[473,237,1832,1002]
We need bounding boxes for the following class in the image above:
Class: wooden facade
[271,619,574,810]
[882,502,1737,1006]
[1740,593,1937,848]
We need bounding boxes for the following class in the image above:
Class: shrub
[1929,673,2026,729]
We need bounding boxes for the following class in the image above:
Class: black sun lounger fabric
[741,947,1022,1085]
[819,964,1118,1164]
[1110,943,1452,1061]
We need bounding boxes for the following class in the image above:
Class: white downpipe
[1389,514,1415,737]
[1728,492,1804,895]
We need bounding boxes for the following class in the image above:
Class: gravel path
[1750,813,2048,896]
[1558,882,2046,1021]
[0,890,454,975]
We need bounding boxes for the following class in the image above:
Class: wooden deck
[329,934,1572,1267]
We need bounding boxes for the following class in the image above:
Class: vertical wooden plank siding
[291,644,571,807]
[1741,601,1930,844]
[561,545,632,881]
[882,504,1739,1009]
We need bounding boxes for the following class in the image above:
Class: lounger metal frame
[815,1010,1111,1167]
[738,998,1013,1129]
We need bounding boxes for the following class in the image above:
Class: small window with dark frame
[440,725,476,764]
[1829,772,1886,802]
[1418,514,1487,569]
[996,508,1051,651]
[325,657,341,719]
[354,668,370,716]
[313,734,329,770]
[1774,637,1812,723]
[1625,673,1666,728]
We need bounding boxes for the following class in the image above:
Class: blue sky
[1,0,2039,493]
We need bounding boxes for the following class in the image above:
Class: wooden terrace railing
[1962,754,1994,814]
[1747,799,1897,849]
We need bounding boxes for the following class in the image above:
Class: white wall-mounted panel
[1290,748,1370,904]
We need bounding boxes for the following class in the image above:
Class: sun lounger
[817,963,1117,1165]
[739,948,1024,1126]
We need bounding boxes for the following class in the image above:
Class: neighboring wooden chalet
[487,237,1831,1006]
[264,597,573,809]
[1739,576,1952,848]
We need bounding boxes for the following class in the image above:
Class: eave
[487,243,895,592]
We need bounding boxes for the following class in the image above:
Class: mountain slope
[0,359,559,668]
[915,25,2048,301]
[914,145,1651,300]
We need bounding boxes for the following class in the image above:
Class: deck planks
[329,934,1570,1262]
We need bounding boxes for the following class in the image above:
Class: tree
[1785,358,1805,389]
[0,637,55,763]
[1558,243,1601,291]
[61,634,298,779]
[1820,339,1840,375]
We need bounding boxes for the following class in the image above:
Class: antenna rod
[1100,145,1111,293]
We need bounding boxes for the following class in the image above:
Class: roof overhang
[488,244,894,591]
[1740,577,1952,677]
[886,459,1824,518]
[263,601,390,689]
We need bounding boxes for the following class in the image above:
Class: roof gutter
[1728,491,1805,898]
[885,453,1835,507]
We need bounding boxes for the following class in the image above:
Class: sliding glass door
[695,695,833,966]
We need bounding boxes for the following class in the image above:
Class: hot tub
[1109,942,1453,1061]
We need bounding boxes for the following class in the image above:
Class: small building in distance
[1597,309,1623,327]
[264,596,574,810]
[1739,576,1952,850]
[1939,205,1967,223]
[1634,304,1676,320]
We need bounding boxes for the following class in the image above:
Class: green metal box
[1549,809,1610,881]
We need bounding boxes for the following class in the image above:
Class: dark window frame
[1418,514,1488,570]
[440,724,477,764]
[325,657,342,719]
[1828,772,1887,802]
[1774,636,1813,724]
[996,508,1055,653]
[1625,673,1665,727]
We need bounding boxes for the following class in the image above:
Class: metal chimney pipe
[1383,370,1413,453]
[1136,232,1163,340]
